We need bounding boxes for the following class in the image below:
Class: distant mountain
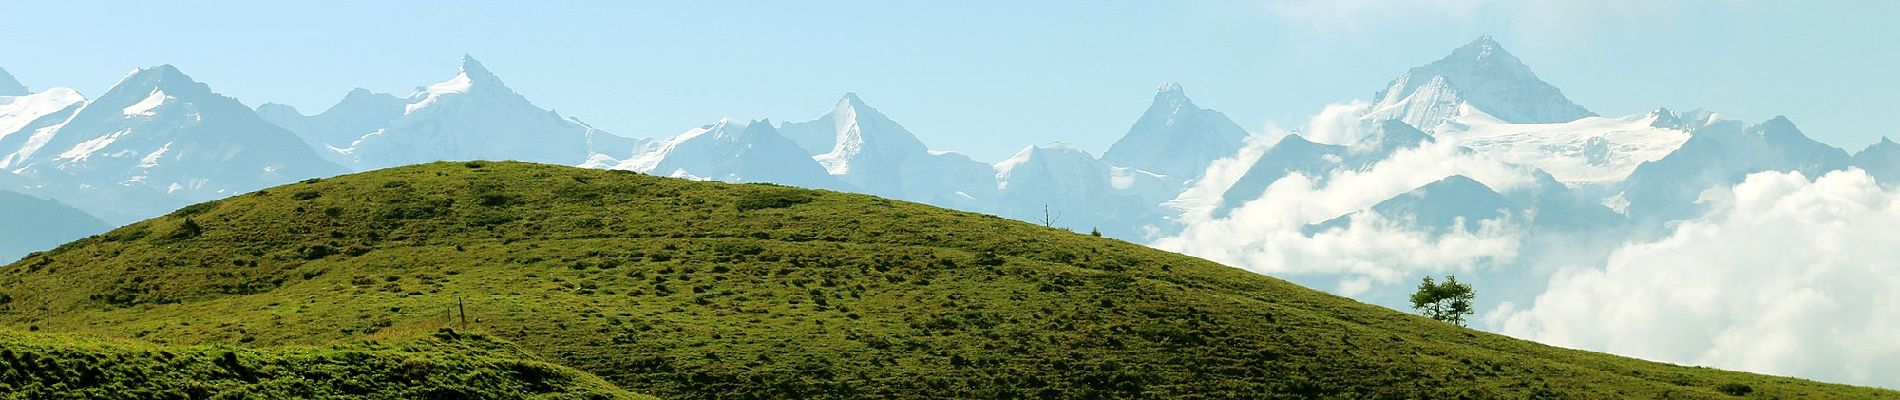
[776,93,995,208]
[0,189,108,263]
[1619,116,1851,223]
[1852,137,1900,185]
[621,118,845,190]
[1436,107,1692,186]
[320,56,600,170]
[994,143,1177,238]
[1366,35,1594,131]
[6,161,1889,399]
[1216,120,1433,217]
[0,88,87,147]
[256,88,405,155]
[1100,83,1250,180]
[779,93,930,195]
[0,65,345,223]
[1307,172,1622,236]
[1305,175,1512,235]
[0,67,26,96]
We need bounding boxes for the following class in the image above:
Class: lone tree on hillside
[1411,275,1475,326]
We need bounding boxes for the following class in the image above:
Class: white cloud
[1498,169,1900,389]
[1157,108,1540,288]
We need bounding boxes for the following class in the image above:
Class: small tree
[1089,227,1102,237]
[1037,204,1062,228]
[1410,275,1475,326]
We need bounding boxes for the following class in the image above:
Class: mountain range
[1,35,1892,258]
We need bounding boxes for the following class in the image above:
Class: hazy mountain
[1217,120,1434,217]
[1366,35,1594,131]
[256,88,405,156]
[0,189,109,263]
[0,67,26,96]
[1852,137,1900,185]
[621,118,845,190]
[1100,83,1249,180]
[994,143,1178,238]
[0,65,345,223]
[1619,116,1852,223]
[324,56,598,170]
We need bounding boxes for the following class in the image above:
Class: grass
[0,160,1893,399]
[0,328,641,399]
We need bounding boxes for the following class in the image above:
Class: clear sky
[3,1,1895,161]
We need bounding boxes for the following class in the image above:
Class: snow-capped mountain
[1366,35,1594,131]
[779,93,929,194]
[1100,83,1250,181]
[620,118,844,190]
[775,93,995,208]
[1852,137,1900,185]
[0,189,109,263]
[0,89,87,146]
[1435,107,1691,186]
[0,65,345,223]
[257,88,405,153]
[320,56,601,170]
[994,143,1178,238]
[1618,116,1851,223]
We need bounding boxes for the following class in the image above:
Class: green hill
[0,161,1892,399]
[0,328,641,399]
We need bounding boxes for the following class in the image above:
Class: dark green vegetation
[0,328,640,399]
[1411,275,1476,327]
[1,161,1893,399]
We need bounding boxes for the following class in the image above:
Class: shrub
[735,190,816,211]
[1716,383,1753,396]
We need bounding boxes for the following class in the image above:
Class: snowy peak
[402,55,522,114]
[625,117,841,190]
[459,54,501,84]
[327,56,591,169]
[1367,35,1594,130]
[782,92,927,157]
[112,65,215,100]
[1101,83,1250,180]
[0,67,26,96]
[0,64,344,223]
[1154,82,1187,101]
[1648,107,1682,129]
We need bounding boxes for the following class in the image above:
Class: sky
[2,1,1896,162]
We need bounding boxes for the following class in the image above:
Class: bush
[735,190,816,211]
[1716,383,1753,396]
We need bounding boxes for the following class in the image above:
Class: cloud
[1497,169,1900,389]
[1157,108,1540,291]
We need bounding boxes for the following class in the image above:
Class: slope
[0,328,644,399]
[1366,35,1595,131]
[0,162,1892,399]
[0,190,110,263]
[1100,83,1250,181]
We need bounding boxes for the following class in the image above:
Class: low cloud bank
[1498,169,1900,388]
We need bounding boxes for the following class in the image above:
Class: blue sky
[3,1,1895,161]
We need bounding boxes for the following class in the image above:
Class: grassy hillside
[0,161,1892,399]
[0,328,641,399]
